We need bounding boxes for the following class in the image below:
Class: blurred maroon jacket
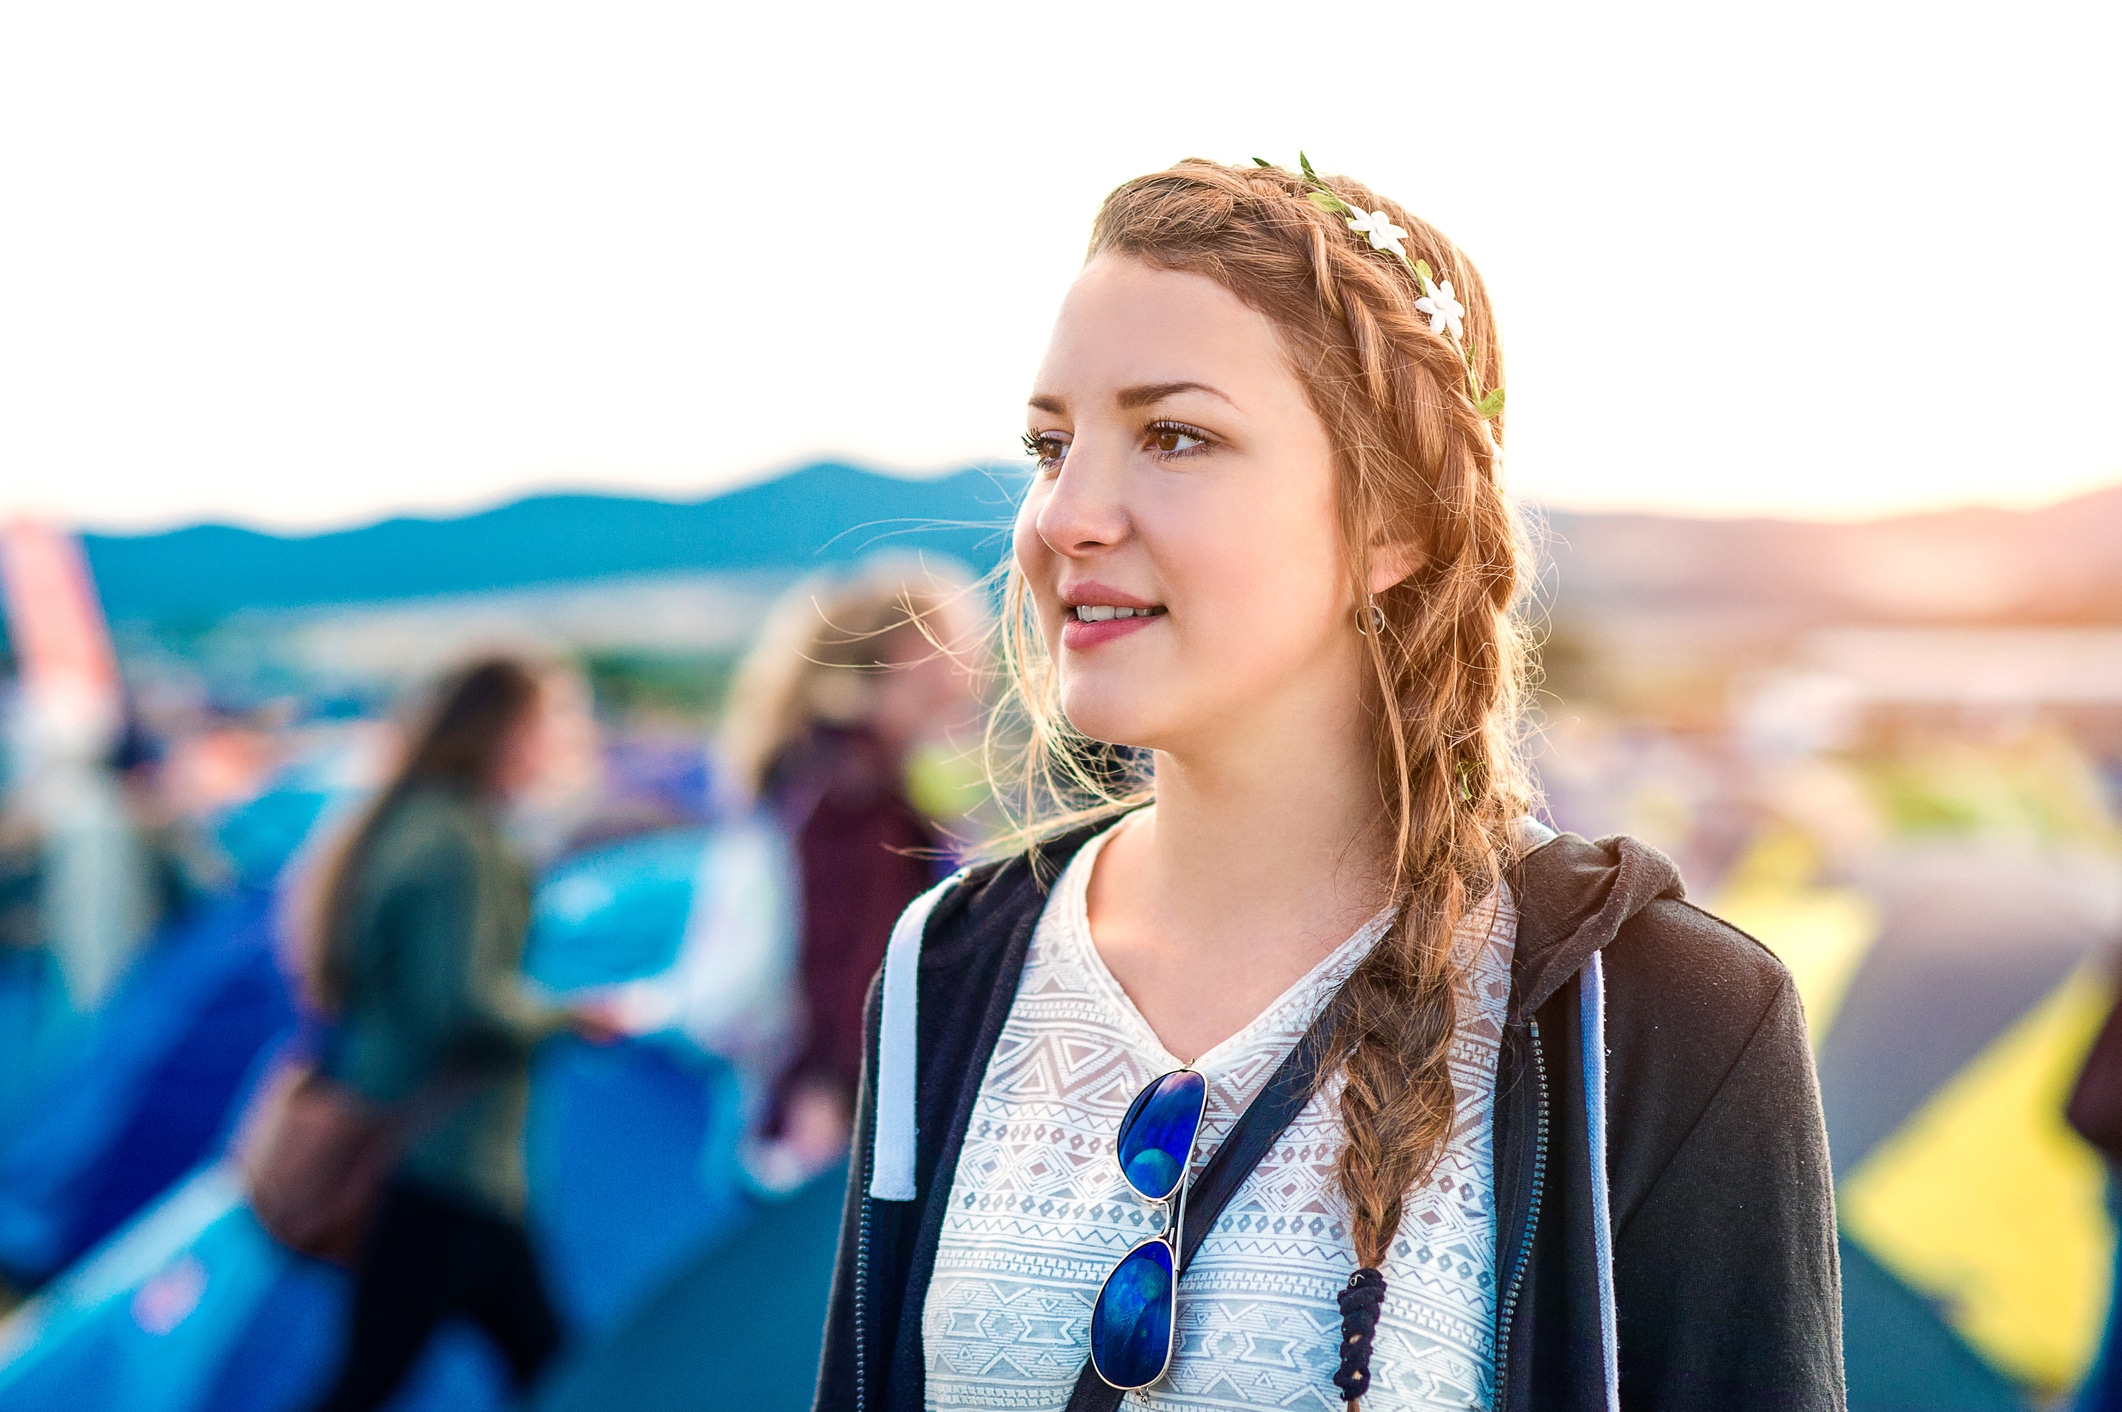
[767,726,940,1123]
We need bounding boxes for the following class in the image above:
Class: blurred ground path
[1839,1236,2022,1412]
[1818,839,2122,1401]
[1819,840,2122,1177]
[536,1162,845,1412]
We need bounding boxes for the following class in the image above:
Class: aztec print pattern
[923,826,1516,1411]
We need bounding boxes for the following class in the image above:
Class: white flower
[1415,279,1466,340]
[1344,208,1408,258]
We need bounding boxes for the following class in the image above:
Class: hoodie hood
[1509,832,1687,1021]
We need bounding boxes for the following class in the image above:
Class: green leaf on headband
[1253,156,1273,168]
[1414,259,1435,285]
[1299,151,1320,182]
[1477,387,1507,419]
[1305,190,1344,215]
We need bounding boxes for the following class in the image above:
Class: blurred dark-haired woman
[304,656,608,1412]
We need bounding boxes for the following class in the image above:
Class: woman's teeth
[1072,604,1165,623]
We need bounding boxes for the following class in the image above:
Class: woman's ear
[1367,536,1425,595]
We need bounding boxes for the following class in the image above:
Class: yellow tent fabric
[1839,966,2117,1393]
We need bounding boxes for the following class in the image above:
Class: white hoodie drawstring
[1581,949,1621,1412]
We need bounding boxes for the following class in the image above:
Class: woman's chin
[1055,687,1167,755]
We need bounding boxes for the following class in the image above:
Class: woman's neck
[1084,694,1389,1064]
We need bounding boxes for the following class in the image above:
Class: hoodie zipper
[855,1159,873,1412]
[1492,1017,1549,1405]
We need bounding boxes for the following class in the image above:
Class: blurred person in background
[111,717,228,928]
[301,656,612,1412]
[721,561,983,1181]
[0,808,38,954]
[0,799,49,1135]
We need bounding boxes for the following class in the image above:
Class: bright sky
[3,1,2118,533]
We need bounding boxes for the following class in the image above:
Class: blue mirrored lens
[1091,1238,1176,1389]
[1116,1069,1206,1202]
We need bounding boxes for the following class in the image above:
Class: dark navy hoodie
[813,826,1845,1412]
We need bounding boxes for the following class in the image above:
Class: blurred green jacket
[323,783,563,1215]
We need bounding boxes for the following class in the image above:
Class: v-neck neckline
[1052,819,1394,1078]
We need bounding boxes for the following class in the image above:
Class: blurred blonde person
[722,559,984,1179]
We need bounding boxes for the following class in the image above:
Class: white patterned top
[922,825,1518,1411]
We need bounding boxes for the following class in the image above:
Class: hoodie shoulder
[1602,894,1809,1169]
[1619,894,1798,1032]
[1512,828,1797,1037]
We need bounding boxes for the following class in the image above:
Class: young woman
[305,657,607,1412]
[815,160,1842,1411]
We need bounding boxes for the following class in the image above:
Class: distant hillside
[81,463,1020,623]
[1542,482,2122,641]
[74,459,2122,638]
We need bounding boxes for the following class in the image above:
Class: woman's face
[493,672,599,806]
[1015,256,1365,755]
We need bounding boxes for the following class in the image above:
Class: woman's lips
[1060,612,1161,650]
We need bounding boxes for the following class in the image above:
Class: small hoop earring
[1355,593,1387,636]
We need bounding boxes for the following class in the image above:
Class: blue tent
[537,1164,847,1412]
[0,1165,510,1412]
[522,825,774,1333]
[524,827,716,990]
[525,1038,752,1335]
[0,890,292,1283]
[0,948,71,1144]
[0,777,382,1284]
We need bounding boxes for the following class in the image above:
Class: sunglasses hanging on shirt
[1089,1067,1208,1390]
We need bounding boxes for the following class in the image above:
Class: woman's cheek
[1011,487,1042,570]
[1178,523,1332,686]
[1012,494,1061,645]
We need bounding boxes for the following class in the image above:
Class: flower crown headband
[1255,153,1505,422]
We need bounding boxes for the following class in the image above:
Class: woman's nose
[1034,443,1129,558]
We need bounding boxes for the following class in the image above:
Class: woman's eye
[1148,424,1208,456]
[1022,431,1069,471]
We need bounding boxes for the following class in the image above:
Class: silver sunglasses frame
[1089,1066,1206,1391]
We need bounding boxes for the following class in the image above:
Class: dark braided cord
[1333,1266,1388,1402]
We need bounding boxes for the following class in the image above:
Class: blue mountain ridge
[80,463,1026,623]
[68,463,2122,630]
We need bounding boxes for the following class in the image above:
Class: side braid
[1335,487,1520,1274]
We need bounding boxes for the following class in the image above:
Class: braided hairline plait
[1086,164,1533,1287]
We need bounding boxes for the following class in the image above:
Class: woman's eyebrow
[1028,381,1236,416]
[1115,380,1236,410]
